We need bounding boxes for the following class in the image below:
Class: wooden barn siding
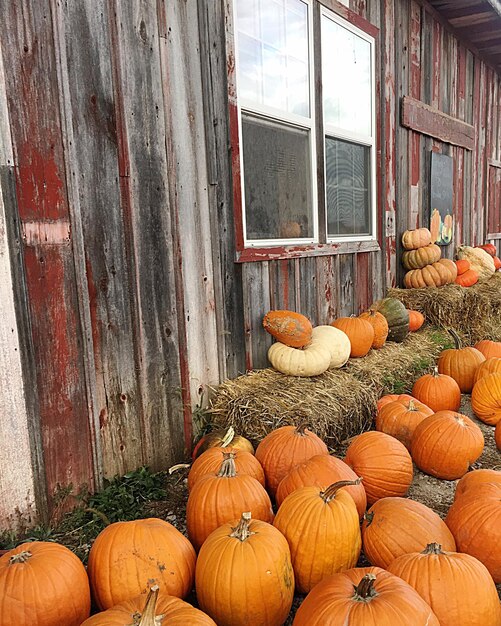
[219,0,501,369]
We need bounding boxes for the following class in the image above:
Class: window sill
[235,239,381,263]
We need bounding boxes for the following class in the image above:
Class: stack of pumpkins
[263,300,424,376]
[454,244,499,287]
[402,227,458,288]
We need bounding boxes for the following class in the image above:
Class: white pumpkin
[268,325,351,376]
[456,245,495,281]
[310,325,351,369]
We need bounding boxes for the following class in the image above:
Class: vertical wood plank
[1,0,94,513]
[242,262,271,370]
[408,1,421,230]
[316,255,338,324]
[337,254,354,317]
[158,0,220,440]
[298,257,318,325]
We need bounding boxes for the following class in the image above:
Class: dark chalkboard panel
[430,152,454,246]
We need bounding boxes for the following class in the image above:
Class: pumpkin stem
[320,479,362,503]
[407,399,417,412]
[230,511,255,542]
[353,574,378,601]
[422,543,444,555]
[217,453,237,478]
[432,366,440,377]
[295,420,311,435]
[448,328,462,349]
[220,426,235,448]
[9,550,32,564]
[363,511,374,526]
[135,586,164,626]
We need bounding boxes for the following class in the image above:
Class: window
[231,0,378,258]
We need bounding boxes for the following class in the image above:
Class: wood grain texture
[401,96,476,149]
[1,0,94,515]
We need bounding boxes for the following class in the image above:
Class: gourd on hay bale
[209,328,448,448]
[388,273,501,343]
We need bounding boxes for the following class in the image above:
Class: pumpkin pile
[263,299,423,377]
[402,227,458,288]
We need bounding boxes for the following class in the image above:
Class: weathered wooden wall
[0,0,500,528]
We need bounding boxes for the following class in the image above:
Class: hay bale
[208,327,450,449]
[388,274,501,343]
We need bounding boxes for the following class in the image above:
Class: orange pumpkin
[496,420,501,450]
[454,469,501,501]
[407,309,425,331]
[87,519,196,610]
[401,227,432,250]
[474,339,501,359]
[362,497,456,569]
[474,357,501,384]
[186,455,274,550]
[476,243,497,257]
[191,427,254,460]
[437,258,458,283]
[262,310,313,348]
[187,448,265,491]
[445,482,501,583]
[255,424,328,497]
[195,513,294,626]
[471,372,501,425]
[275,454,366,517]
[437,330,485,393]
[455,259,470,275]
[402,244,441,270]
[81,587,216,626]
[344,431,413,505]
[292,567,440,626]
[410,411,484,480]
[0,541,91,625]
[331,316,374,358]
[494,256,501,270]
[404,263,449,288]
[411,366,461,412]
[388,543,501,626]
[376,393,414,412]
[274,481,362,593]
[455,268,479,287]
[358,309,388,349]
[375,398,433,450]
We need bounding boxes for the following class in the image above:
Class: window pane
[236,0,310,117]
[322,17,372,136]
[325,137,370,236]
[242,114,313,241]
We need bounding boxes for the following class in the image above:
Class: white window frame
[321,9,377,244]
[230,0,379,255]
[234,0,318,248]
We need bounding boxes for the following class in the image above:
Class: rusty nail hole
[120,444,125,451]
[164,326,172,337]
[23,45,29,53]
[120,393,127,403]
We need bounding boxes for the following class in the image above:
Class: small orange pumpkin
[344,431,413,505]
[275,454,367,517]
[407,310,425,331]
[81,587,216,626]
[358,309,389,349]
[445,482,501,583]
[410,411,484,480]
[496,420,501,450]
[437,330,485,393]
[188,448,265,491]
[454,469,501,501]
[362,497,456,569]
[191,427,254,460]
[471,372,501,425]
[401,227,432,250]
[474,339,501,359]
[196,513,294,626]
[262,310,313,348]
[388,543,501,626]
[375,398,433,450]
[455,268,479,287]
[0,542,91,625]
[474,357,501,384]
[331,316,374,357]
[255,424,328,497]
[186,454,274,550]
[376,393,413,413]
[274,480,362,593]
[293,567,440,626]
[411,366,461,412]
[455,259,470,275]
[494,256,501,270]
